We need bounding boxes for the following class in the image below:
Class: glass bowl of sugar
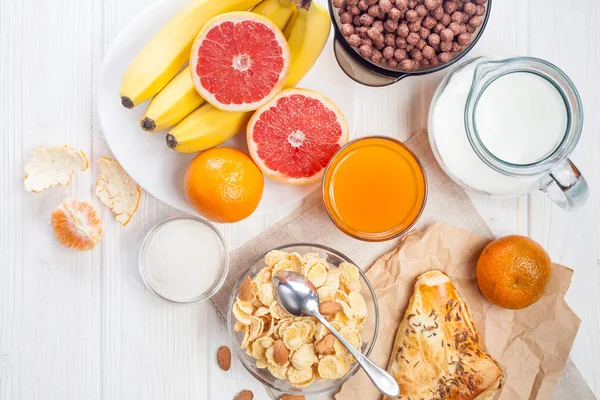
[139,216,229,305]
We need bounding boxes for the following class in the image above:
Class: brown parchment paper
[211,131,593,399]
[336,223,581,400]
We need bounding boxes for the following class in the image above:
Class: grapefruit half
[247,89,349,185]
[190,12,291,112]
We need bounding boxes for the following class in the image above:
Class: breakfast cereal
[232,250,368,387]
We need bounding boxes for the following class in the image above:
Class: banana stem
[292,0,312,10]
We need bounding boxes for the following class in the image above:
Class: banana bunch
[166,0,331,153]
[120,0,263,109]
[141,0,297,133]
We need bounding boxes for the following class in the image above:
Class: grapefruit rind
[96,157,141,226]
[247,88,349,185]
[51,198,103,252]
[24,145,89,193]
[190,12,291,112]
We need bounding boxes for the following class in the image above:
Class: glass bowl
[139,216,229,305]
[227,243,380,396]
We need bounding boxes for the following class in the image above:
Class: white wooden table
[1,0,599,398]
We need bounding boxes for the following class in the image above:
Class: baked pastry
[385,270,503,400]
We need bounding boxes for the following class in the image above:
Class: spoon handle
[314,314,400,398]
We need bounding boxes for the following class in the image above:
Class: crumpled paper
[335,223,580,400]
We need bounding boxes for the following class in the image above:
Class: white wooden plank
[526,0,600,396]
[92,0,208,398]
[0,0,101,398]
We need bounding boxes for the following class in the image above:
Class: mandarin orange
[184,148,264,223]
[476,235,551,310]
[51,198,103,251]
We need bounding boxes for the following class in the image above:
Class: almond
[234,390,253,400]
[319,301,343,315]
[279,395,305,400]
[316,333,336,355]
[273,339,289,366]
[217,346,231,371]
[238,276,254,302]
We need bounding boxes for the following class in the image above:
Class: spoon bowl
[272,271,319,317]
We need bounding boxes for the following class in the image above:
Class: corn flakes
[317,355,342,380]
[307,262,328,288]
[267,361,288,380]
[287,252,304,272]
[317,286,335,302]
[254,306,270,317]
[272,259,294,277]
[258,282,275,306]
[348,291,367,319]
[232,250,368,388]
[283,322,306,351]
[269,301,291,320]
[287,366,315,387]
[233,301,253,325]
[302,252,321,264]
[339,262,361,292]
[255,266,272,284]
[291,343,316,370]
[275,317,293,339]
[247,316,264,342]
[324,268,340,291]
[265,250,287,267]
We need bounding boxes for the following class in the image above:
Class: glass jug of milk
[428,56,588,210]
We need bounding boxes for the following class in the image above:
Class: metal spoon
[273,271,400,398]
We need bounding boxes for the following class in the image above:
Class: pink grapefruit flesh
[190,12,291,112]
[247,89,349,185]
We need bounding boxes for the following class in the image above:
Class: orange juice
[322,137,427,241]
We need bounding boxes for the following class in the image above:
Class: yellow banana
[141,0,296,132]
[166,104,253,153]
[252,0,296,28]
[141,66,205,131]
[120,0,262,109]
[283,0,331,88]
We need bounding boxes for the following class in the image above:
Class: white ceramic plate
[97,0,357,215]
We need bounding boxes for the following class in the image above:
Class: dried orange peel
[24,145,88,192]
[95,158,141,226]
[51,198,103,251]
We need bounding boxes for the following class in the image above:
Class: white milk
[431,62,568,196]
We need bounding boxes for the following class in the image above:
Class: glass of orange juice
[322,136,427,241]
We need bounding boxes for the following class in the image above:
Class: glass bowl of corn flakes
[227,243,379,396]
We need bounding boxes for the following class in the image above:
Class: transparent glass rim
[227,243,380,395]
[321,136,428,242]
[138,216,230,305]
[464,56,584,177]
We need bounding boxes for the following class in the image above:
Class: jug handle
[540,159,588,211]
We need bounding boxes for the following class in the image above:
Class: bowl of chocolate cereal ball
[329,0,492,86]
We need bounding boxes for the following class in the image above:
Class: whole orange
[184,148,264,223]
[476,235,552,310]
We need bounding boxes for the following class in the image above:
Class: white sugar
[143,218,225,303]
